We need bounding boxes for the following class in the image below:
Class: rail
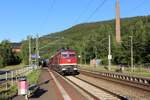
[80,69,150,91]
[65,75,126,100]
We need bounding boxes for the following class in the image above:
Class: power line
[86,0,108,22]
[38,0,55,36]
[72,0,93,25]
[48,0,55,13]
[130,0,145,12]
[44,0,55,21]
[42,0,56,22]
[37,0,56,54]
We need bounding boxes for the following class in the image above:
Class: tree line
[0,40,21,68]
[21,16,150,66]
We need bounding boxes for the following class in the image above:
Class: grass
[27,69,41,85]
[0,68,41,99]
[0,85,17,99]
[79,64,150,77]
[123,67,150,77]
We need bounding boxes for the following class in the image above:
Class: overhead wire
[85,0,108,22]
[134,0,145,10]
[41,0,56,24]
[43,0,55,22]
[130,0,145,12]
[48,0,55,14]
[37,0,56,49]
[72,0,93,25]
[39,0,55,35]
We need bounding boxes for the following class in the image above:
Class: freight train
[49,48,79,75]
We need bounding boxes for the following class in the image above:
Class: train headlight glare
[73,67,78,70]
[62,68,66,71]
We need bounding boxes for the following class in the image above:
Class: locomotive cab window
[69,54,76,57]
[61,54,68,58]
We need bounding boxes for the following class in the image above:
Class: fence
[0,65,38,98]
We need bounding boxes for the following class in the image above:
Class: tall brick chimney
[116,0,121,43]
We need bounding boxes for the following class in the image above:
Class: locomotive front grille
[67,67,74,72]
[61,65,79,75]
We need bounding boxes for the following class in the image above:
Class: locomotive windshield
[69,54,76,57]
[61,52,76,58]
[62,54,68,58]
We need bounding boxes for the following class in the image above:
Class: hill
[22,15,150,65]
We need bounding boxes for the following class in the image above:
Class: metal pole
[29,36,32,66]
[11,71,14,86]
[95,46,97,59]
[37,34,39,66]
[95,46,97,67]
[36,34,39,68]
[130,36,133,72]
[16,70,18,82]
[108,35,111,70]
[80,50,82,65]
[5,72,8,90]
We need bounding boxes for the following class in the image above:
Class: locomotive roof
[57,48,76,53]
[49,48,76,60]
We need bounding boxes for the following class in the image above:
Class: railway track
[78,69,150,99]
[50,68,125,100]
[64,75,126,100]
[49,68,150,99]
[79,69,150,92]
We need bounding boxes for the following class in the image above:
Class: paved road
[13,69,63,100]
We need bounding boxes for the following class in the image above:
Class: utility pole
[95,46,97,59]
[116,0,121,43]
[82,40,86,64]
[28,35,32,66]
[36,34,39,67]
[108,35,112,70]
[80,49,82,65]
[129,36,133,72]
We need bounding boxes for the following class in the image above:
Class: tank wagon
[49,48,79,75]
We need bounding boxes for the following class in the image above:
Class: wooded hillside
[21,16,150,65]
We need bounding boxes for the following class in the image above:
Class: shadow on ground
[29,79,52,98]
[30,88,48,98]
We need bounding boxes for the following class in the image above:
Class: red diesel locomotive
[49,48,79,75]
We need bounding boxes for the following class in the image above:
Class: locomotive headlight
[62,68,66,71]
[73,67,78,70]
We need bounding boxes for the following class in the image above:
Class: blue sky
[0,0,149,42]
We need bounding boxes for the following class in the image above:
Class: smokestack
[116,0,121,43]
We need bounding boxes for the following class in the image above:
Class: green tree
[21,41,29,65]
